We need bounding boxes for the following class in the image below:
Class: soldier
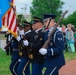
[42,14,50,31]
[23,16,45,75]
[5,31,13,55]
[9,25,24,75]
[9,36,20,75]
[17,21,32,75]
[39,14,65,75]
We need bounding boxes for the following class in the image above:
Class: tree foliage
[17,14,27,25]
[17,14,23,23]
[61,11,76,27]
[30,0,64,21]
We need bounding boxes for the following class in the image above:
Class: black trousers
[44,66,61,75]
[6,44,13,55]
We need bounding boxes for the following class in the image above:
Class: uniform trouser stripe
[50,67,57,75]
[22,61,29,75]
[13,60,19,75]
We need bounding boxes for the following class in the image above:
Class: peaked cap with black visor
[43,14,56,22]
[32,16,43,24]
[23,21,32,28]
[43,14,56,28]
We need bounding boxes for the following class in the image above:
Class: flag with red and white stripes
[2,14,8,27]
[2,0,18,37]
[2,9,11,27]
[8,6,17,37]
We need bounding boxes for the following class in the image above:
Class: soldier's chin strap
[46,19,51,29]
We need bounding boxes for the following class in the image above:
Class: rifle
[4,40,12,49]
[4,37,14,49]
[42,5,71,49]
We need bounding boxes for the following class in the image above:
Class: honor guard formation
[5,13,73,75]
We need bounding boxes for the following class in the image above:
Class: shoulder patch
[58,38,63,41]
[57,31,62,35]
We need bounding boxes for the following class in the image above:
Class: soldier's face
[32,24,35,30]
[34,23,38,30]
[44,21,48,27]
[34,22,42,30]
[24,26,30,32]
[48,19,55,29]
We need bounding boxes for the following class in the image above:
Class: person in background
[74,29,76,51]
[66,25,75,52]
[61,24,67,51]
[5,31,12,55]
[71,25,76,32]
[57,25,62,31]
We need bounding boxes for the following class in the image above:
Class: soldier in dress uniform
[5,31,13,55]
[23,16,45,75]
[17,21,32,75]
[39,14,65,75]
[42,14,50,32]
[9,25,24,75]
[9,36,20,75]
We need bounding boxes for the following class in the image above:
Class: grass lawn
[64,51,76,61]
[0,48,11,75]
[0,34,6,40]
[0,48,76,75]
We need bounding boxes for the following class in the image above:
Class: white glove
[16,36,21,42]
[39,48,47,55]
[19,30,24,36]
[23,40,29,46]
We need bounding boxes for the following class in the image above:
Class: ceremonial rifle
[42,5,71,49]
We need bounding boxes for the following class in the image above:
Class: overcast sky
[1,0,76,31]
[15,0,76,17]
[15,0,32,14]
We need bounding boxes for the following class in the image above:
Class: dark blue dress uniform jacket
[26,29,45,64]
[21,31,32,58]
[44,29,65,67]
[12,37,19,49]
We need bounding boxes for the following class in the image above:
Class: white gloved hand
[19,30,24,36]
[16,36,21,42]
[23,40,29,46]
[39,48,47,55]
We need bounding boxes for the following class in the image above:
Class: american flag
[2,10,10,27]
[2,0,17,37]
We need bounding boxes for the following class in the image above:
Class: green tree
[30,0,64,21]
[61,11,76,27]
[17,14,23,23]
[60,18,68,26]
[66,11,76,27]
[17,14,27,25]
